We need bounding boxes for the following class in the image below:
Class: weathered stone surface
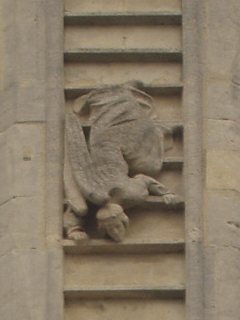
[0,197,45,256]
[206,119,240,151]
[64,0,182,14]
[0,130,12,205]
[10,124,45,197]
[204,246,240,320]
[0,0,64,319]
[204,190,240,248]
[0,249,63,320]
[157,170,183,196]
[153,96,182,120]
[0,90,16,133]
[0,0,16,132]
[205,82,240,122]
[0,251,48,320]
[65,299,185,320]
[205,150,240,192]
[6,0,240,318]
[0,1,46,124]
[65,25,181,51]
[206,0,240,80]
[126,208,184,241]
[65,62,181,87]
[0,123,45,206]
[202,1,240,319]
[15,1,46,122]
[65,253,185,287]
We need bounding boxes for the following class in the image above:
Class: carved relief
[63,82,177,242]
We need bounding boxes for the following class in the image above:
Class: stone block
[0,251,48,320]
[16,86,46,123]
[205,82,240,122]
[206,0,240,80]
[0,249,63,320]
[204,246,240,320]
[0,196,45,255]
[2,0,18,90]
[0,1,46,123]
[214,247,240,320]
[15,1,46,122]
[206,119,240,151]
[0,122,46,205]
[0,88,16,133]
[10,124,45,197]
[205,150,240,192]
[204,190,240,248]
[0,130,12,205]
[64,0,182,14]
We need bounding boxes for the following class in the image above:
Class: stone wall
[0,1,64,319]
[0,0,240,319]
[202,1,240,319]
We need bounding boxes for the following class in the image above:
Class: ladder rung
[141,195,184,210]
[64,285,185,300]
[64,12,182,26]
[64,84,183,100]
[64,49,182,63]
[163,157,183,170]
[63,239,185,255]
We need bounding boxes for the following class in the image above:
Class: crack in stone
[227,220,240,229]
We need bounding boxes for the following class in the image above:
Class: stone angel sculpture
[63,82,177,242]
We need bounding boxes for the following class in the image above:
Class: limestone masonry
[0,1,240,319]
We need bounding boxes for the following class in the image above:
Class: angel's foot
[133,174,168,196]
[67,226,88,242]
[97,204,129,242]
[136,174,179,204]
[146,178,169,196]
[163,193,179,205]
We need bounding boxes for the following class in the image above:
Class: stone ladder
[63,1,184,319]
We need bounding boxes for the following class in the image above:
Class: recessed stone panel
[65,0,182,14]
[157,170,183,196]
[65,299,185,320]
[65,25,181,51]
[65,252,185,287]
[126,208,184,241]
[65,62,182,87]
[154,95,182,120]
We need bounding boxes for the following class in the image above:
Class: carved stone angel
[64,82,176,242]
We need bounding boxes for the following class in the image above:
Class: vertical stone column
[184,1,240,319]
[203,1,240,319]
[0,1,64,319]
[183,1,204,319]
